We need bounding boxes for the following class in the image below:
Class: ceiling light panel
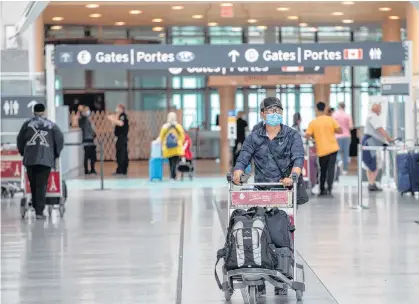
[332,12,344,16]
[277,7,290,11]
[152,18,163,23]
[129,10,142,15]
[86,4,99,9]
[288,16,299,20]
[52,17,63,21]
[192,15,203,19]
[89,13,101,18]
[379,7,392,12]
[172,6,184,10]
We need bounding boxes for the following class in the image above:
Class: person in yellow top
[305,102,342,197]
[159,112,185,180]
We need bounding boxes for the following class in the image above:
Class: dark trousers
[318,152,338,193]
[168,156,180,179]
[232,140,244,166]
[84,143,97,174]
[26,165,51,215]
[116,136,128,174]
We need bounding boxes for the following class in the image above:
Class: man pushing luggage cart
[214,97,309,303]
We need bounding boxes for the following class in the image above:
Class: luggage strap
[214,250,230,291]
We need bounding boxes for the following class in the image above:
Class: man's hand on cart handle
[233,170,244,185]
[281,169,301,186]
[280,177,293,187]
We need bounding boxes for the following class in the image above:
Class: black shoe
[274,287,288,295]
[368,184,383,192]
[112,172,121,176]
[258,284,266,296]
[36,214,47,220]
[84,171,90,175]
[326,190,334,198]
[90,170,97,175]
[318,191,327,197]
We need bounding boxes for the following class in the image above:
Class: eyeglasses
[264,107,283,114]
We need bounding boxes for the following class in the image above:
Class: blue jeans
[337,137,351,171]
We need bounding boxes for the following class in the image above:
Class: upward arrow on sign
[228,50,240,63]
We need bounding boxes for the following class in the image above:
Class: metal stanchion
[353,144,363,210]
[98,140,106,190]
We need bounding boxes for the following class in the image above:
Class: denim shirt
[234,124,304,183]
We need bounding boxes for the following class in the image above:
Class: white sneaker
[342,170,348,175]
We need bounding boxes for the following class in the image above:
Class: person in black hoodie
[17,104,64,219]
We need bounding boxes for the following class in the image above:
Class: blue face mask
[265,113,283,126]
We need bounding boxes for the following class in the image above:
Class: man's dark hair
[34,103,45,115]
[338,102,345,109]
[316,102,326,112]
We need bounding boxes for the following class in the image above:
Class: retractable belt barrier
[355,144,404,209]
[63,140,105,190]
[1,133,105,191]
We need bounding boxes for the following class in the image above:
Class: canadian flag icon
[344,48,363,60]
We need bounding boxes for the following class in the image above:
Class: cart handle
[226,172,298,186]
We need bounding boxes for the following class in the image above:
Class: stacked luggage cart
[20,159,68,218]
[1,145,24,198]
[216,173,305,303]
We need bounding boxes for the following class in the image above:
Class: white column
[407,3,419,142]
[45,45,56,122]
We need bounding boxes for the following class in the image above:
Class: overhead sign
[1,96,45,119]
[54,42,405,70]
[132,66,324,76]
[208,66,341,87]
[220,5,234,18]
[381,83,410,95]
[381,76,410,95]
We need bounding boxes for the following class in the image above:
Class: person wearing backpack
[159,112,185,180]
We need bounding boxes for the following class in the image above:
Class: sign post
[227,110,237,148]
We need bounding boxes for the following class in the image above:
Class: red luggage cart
[1,145,24,198]
[20,159,67,218]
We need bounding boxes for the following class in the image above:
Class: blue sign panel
[55,42,405,70]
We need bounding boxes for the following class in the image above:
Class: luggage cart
[221,173,305,303]
[20,159,67,218]
[1,145,24,198]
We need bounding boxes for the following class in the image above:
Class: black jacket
[79,115,96,145]
[17,115,64,168]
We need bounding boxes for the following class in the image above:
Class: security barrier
[71,109,182,161]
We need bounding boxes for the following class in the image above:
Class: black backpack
[215,208,276,289]
[265,208,295,250]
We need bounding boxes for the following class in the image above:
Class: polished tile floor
[1,181,419,304]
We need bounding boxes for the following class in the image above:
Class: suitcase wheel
[296,290,303,301]
[20,198,27,219]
